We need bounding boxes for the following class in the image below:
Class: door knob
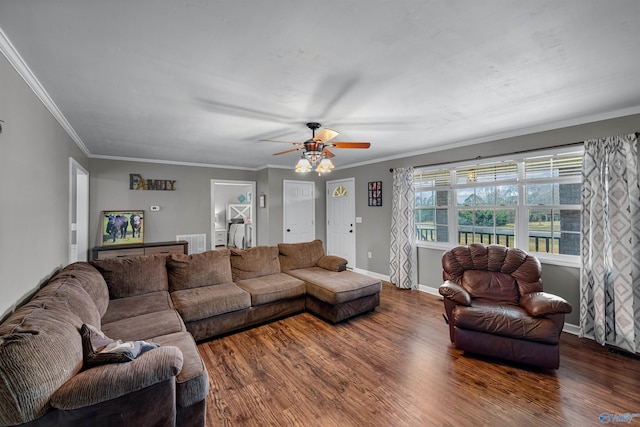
[349,230,353,233]
[287,228,291,232]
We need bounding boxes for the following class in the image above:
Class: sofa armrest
[50,346,183,410]
[438,281,471,306]
[316,255,348,272]
[519,292,573,317]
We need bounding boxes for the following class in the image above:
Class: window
[455,162,518,247]
[414,147,583,262]
[523,154,582,256]
[415,170,451,243]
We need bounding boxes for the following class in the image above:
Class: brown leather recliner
[439,244,572,369]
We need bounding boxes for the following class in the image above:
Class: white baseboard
[562,323,581,336]
[419,285,441,296]
[351,268,390,282]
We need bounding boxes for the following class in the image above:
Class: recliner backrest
[442,244,543,300]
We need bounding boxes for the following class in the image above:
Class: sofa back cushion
[167,249,232,291]
[30,277,102,327]
[230,246,280,280]
[91,255,169,299]
[0,305,83,425]
[278,240,325,272]
[442,244,544,296]
[461,270,519,305]
[51,262,110,317]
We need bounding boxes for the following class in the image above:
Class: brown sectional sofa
[0,240,381,427]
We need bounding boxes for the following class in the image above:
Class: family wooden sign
[129,174,176,191]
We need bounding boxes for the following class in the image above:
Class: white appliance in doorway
[326,178,356,267]
[283,180,315,243]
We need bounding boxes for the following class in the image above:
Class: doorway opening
[69,158,89,262]
[211,180,257,249]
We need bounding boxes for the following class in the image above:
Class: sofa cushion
[316,255,348,272]
[235,273,306,306]
[453,301,561,344]
[91,255,169,299]
[461,270,519,305]
[30,276,101,327]
[152,332,208,408]
[167,249,232,291]
[0,306,83,425]
[171,283,251,322]
[54,262,110,317]
[288,268,382,304]
[80,324,160,368]
[278,239,325,271]
[230,246,281,280]
[101,291,174,324]
[101,310,185,342]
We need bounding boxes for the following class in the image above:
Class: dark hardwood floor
[198,282,640,426]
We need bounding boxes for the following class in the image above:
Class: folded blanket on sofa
[81,324,160,367]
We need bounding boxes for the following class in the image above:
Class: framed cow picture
[101,210,144,246]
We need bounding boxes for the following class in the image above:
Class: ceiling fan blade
[327,142,371,149]
[322,148,336,158]
[313,128,339,144]
[259,139,303,144]
[272,148,303,156]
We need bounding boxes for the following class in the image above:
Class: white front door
[326,178,356,267]
[283,180,315,243]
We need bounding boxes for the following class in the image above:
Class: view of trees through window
[414,151,583,257]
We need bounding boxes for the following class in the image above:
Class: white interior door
[283,180,315,243]
[326,178,356,267]
[69,158,89,262]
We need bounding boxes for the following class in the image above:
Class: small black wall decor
[368,181,382,206]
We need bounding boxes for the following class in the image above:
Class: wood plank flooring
[198,282,640,426]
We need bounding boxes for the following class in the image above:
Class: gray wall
[330,113,640,326]
[88,159,257,249]
[88,161,327,250]
[0,53,89,318]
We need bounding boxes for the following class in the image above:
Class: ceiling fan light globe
[295,158,312,173]
[315,158,334,174]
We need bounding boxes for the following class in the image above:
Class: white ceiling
[1,1,640,170]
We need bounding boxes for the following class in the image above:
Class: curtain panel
[390,167,417,290]
[580,133,640,353]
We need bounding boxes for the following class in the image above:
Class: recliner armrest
[519,292,573,317]
[316,255,348,272]
[439,281,471,306]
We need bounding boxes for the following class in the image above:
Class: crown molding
[89,154,260,171]
[341,105,640,171]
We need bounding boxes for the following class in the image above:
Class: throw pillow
[80,324,159,368]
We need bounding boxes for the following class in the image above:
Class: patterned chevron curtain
[390,167,418,289]
[580,133,640,353]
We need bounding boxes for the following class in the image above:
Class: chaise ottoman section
[286,267,382,323]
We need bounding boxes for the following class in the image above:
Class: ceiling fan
[261,122,370,173]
